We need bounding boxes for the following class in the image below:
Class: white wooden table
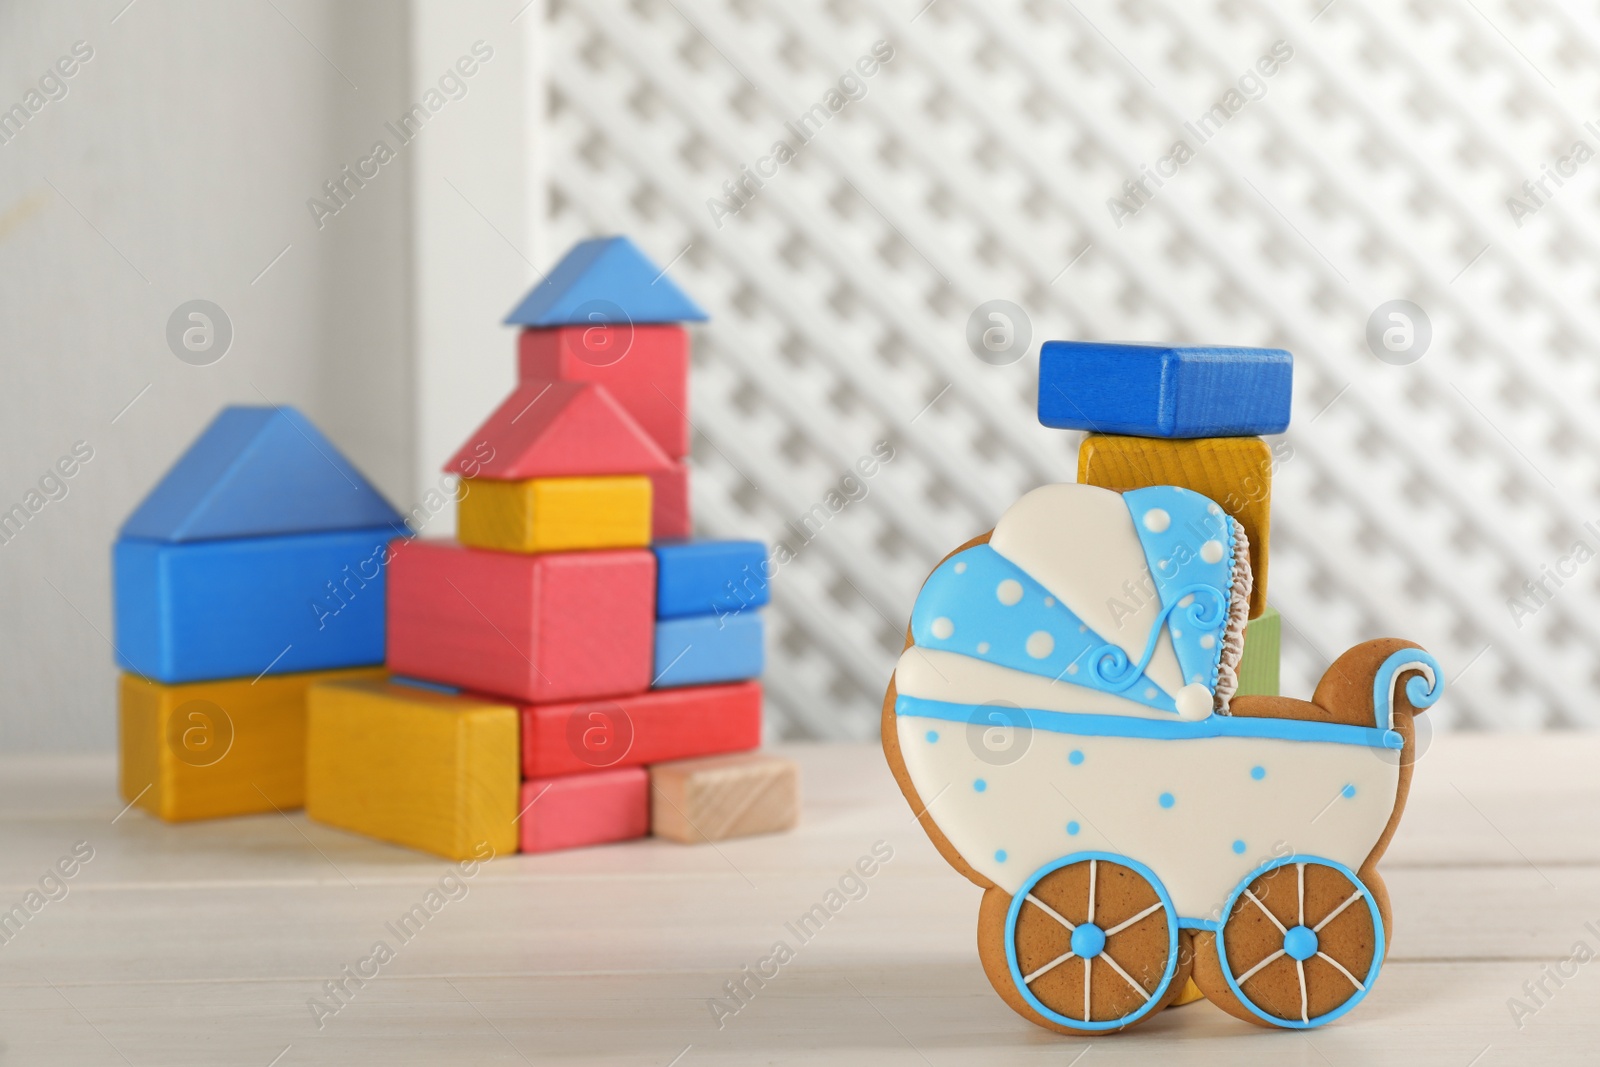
[1,737,1596,1065]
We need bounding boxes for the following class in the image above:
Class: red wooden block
[521,680,762,778]
[518,766,650,853]
[386,539,655,703]
[445,380,672,481]
[647,462,691,541]
[518,326,690,459]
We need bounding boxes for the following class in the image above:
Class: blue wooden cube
[113,528,394,684]
[652,611,764,688]
[1037,341,1292,438]
[653,540,769,619]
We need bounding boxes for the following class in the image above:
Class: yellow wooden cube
[456,475,651,553]
[118,666,385,822]
[305,679,519,860]
[1078,434,1275,618]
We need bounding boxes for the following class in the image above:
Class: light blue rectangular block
[113,527,394,684]
[653,540,769,619]
[1037,341,1293,438]
[652,611,764,688]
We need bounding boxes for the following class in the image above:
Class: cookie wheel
[994,853,1181,1033]
[1205,856,1384,1029]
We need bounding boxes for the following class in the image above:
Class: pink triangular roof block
[445,381,673,480]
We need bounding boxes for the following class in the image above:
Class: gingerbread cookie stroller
[881,481,1441,1033]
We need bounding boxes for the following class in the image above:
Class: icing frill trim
[1214,518,1252,714]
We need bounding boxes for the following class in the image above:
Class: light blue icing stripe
[895,694,1404,750]
[1369,648,1445,730]
[909,544,1177,713]
[1121,486,1235,694]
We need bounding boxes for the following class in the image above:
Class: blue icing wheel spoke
[908,544,1178,712]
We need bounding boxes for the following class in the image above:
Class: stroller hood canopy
[907,483,1251,718]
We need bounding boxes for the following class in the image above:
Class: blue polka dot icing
[907,542,1179,713]
[995,849,1007,862]
[925,730,939,743]
[1232,840,1246,854]
[1068,750,1084,765]
[1159,792,1175,809]
[1251,765,1266,780]
[1342,784,1357,798]
[1066,821,1080,836]
[974,779,987,793]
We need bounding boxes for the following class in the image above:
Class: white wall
[0,0,533,751]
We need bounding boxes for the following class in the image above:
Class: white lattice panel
[544,0,1600,738]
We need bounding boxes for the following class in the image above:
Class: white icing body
[895,712,1400,919]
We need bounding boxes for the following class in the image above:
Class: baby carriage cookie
[881,482,1441,1034]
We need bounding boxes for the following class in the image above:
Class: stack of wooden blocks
[1039,341,1292,701]
[113,236,799,863]
[304,236,797,860]
[112,408,402,821]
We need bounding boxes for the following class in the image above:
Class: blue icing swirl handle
[1370,648,1444,730]
[1088,584,1227,691]
[909,544,1179,713]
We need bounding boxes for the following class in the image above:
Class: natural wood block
[519,767,650,853]
[1078,433,1275,617]
[118,667,385,822]
[1235,605,1281,697]
[457,476,651,554]
[649,751,799,844]
[305,679,519,860]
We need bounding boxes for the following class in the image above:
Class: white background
[2,0,1592,750]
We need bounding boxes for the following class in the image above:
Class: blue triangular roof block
[504,236,708,326]
[120,406,406,542]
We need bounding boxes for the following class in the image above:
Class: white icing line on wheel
[1244,889,1287,934]
[1235,947,1287,985]
[1297,862,1306,926]
[1088,859,1098,924]
[1083,957,1092,1021]
[1023,949,1077,985]
[1025,893,1076,931]
[1316,950,1368,992]
[1313,889,1364,933]
[1297,959,1309,1023]
[1099,951,1154,1003]
[1105,900,1164,937]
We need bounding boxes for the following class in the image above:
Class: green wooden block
[1235,605,1280,697]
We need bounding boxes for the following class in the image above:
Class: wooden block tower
[112,407,403,821]
[306,236,796,858]
[1040,341,1292,696]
